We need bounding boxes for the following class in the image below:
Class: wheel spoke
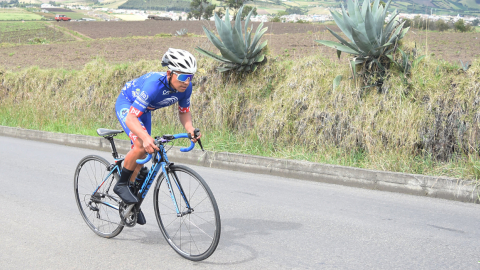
[74,156,123,238]
[154,165,220,260]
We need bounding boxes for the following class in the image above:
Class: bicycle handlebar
[137,154,152,165]
[174,133,196,152]
[135,133,196,164]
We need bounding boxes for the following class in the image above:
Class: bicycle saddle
[97,128,124,137]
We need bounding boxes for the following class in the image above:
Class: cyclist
[114,48,201,225]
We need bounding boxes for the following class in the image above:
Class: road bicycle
[74,128,221,261]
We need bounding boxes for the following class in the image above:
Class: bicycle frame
[91,162,122,211]
[136,134,194,217]
[92,133,195,218]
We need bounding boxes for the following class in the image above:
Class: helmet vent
[161,48,197,74]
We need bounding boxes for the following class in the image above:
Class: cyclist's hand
[143,136,159,154]
[189,128,202,143]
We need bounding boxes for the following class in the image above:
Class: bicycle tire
[74,155,124,238]
[153,165,221,261]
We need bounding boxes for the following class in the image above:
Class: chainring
[119,203,137,227]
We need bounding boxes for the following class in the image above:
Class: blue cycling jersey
[119,72,192,117]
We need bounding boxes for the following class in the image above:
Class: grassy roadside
[1,52,480,181]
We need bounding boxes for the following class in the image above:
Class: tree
[285,6,304,15]
[225,0,246,18]
[203,4,216,20]
[188,0,216,20]
[241,6,256,20]
[216,7,225,19]
[436,19,449,32]
[454,19,472,32]
[472,18,479,26]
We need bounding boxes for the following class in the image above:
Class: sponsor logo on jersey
[134,101,147,109]
[129,106,143,117]
[129,131,138,142]
[178,106,190,113]
[133,88,141,98]
[140,91,149,100]
[119,108,129,121]
[157,97,179,107]
[162,90,171,95]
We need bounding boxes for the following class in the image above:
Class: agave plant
[316,0,409,85]
[459,60,471,72]
[387,47,425,80]
[195,6,268,73]
[175,28,188,36]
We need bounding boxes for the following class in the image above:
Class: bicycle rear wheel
[74,155,123,238]
[153,165,221,261]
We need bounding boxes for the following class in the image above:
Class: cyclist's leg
[126,111,151,181]
[126,113,150,224]
[114,99,147,203]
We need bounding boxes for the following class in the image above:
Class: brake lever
[152,139,160,163]
[189,128,204,152]
[197,139,204,151]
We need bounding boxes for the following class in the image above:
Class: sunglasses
[172,71,194,83]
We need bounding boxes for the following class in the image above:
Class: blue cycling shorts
[115,94,152,148]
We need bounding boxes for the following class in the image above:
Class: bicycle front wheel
[153,165,221,261]
[74,155,123,238]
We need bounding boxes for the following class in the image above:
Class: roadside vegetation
[1,3,480,182]
[1,48,480,180]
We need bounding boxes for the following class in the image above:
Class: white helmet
[161,48,197,74]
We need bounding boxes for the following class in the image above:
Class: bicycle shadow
[112,217,301,266]
[201,217,303,266]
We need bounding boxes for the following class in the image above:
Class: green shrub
[436,19,450,32]
[454,19,473,32]
[270,16,281,22]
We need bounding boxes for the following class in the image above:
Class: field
[0,21,76,44]
[0,20,479,71]
[113,14,147,21]
[0,8,44,21]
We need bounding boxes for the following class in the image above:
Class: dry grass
[1,48,480,180]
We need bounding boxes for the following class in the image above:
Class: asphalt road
[1,136,479,269]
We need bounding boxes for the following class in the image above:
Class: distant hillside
[108,0,480,16]
[118,0,190,12]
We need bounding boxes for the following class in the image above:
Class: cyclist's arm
[178,85,201,142]
[178,111,201,142]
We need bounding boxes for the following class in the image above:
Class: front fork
[162,163,193,217]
